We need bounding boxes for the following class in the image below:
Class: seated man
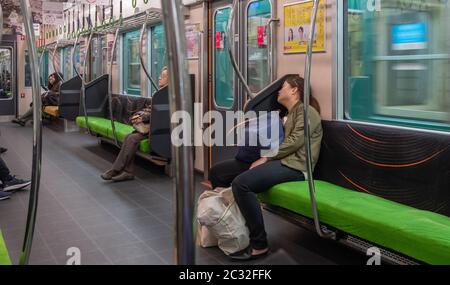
[101,67,169,182]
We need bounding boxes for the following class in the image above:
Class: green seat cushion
[76,116,151,154]
[76,116,110,137]
[258,180,450,264]
[139,139,150,154]
[0,231,11,265]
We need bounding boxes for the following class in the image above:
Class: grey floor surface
[0,123,367,265]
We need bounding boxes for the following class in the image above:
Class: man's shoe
[3,176,31,192]
[111,171,135,182]
[11,118,25,127]
[0,191,11,201]
[0,147,7,154]
[101,169,120,180]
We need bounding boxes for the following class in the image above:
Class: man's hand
[250,157,268,170]
[131,115,142,124]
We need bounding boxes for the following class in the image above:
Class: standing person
[12,72,63,126]
[101,67,169,182]
[228,75,323,260]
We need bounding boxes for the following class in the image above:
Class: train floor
[0,123,367,265]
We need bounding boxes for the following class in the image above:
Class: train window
[214,7,234,109]
[0,48,12,100]
[149,24,167,95]
[344,0,450,132]
[247,0,271,93]
[123,30,141,96]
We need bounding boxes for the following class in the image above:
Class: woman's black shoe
[11,118,25,127]
[0,147,7,154]
[229,246,269,261]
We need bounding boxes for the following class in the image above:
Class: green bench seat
[0,231,11,265]
[258,180,450,265]
[76,116,150,154]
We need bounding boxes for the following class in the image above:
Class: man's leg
[111,132,146,181]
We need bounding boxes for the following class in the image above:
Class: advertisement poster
[284,1,326,53]
[185,24,201,59]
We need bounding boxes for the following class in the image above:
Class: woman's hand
[250,157,268,170]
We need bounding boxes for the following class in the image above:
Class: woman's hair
[284,74,321,114]
[48,72,63,89]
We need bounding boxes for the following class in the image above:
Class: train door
[208,0,274,169]
[0,37,16,117]
[210,0,240,165]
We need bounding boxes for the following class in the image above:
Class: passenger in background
[101,67,169,182]
[12,72,63,127]
[0,156,31,201]
[228,75,322,260]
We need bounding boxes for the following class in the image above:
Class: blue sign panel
[392,22,427,50]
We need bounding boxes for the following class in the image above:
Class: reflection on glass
[247,0,271,93]
[346,0,450,131]
[0,48,12,100]
[214,7,234,108]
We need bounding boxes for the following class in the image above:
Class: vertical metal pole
[161,0,195,265]
[139,11,159,92]
[268,0,278,82]
[227,0,255,99]
[303,0,334,239]
[108,28,120,146]
[19,0,43,265]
